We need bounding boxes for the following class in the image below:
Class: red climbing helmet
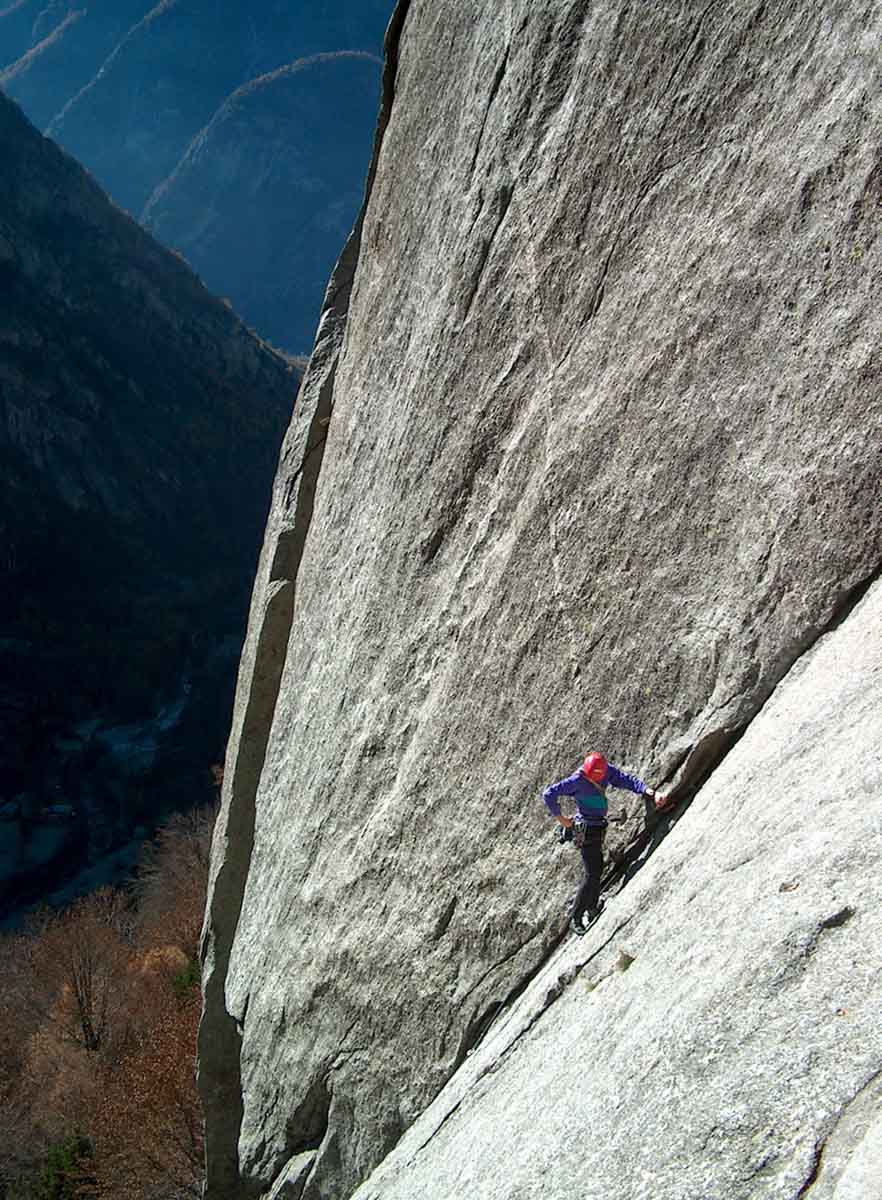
[582,752,608,783]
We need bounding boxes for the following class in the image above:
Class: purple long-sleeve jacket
[543,763,649,826]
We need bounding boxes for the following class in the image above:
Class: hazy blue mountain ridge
[1,0,393,351]
[0,1,154,127]
[143,52,383,350]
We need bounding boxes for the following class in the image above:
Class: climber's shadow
[603,791,692,893]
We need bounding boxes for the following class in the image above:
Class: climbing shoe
[569,914,587,937]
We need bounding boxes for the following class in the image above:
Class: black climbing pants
[573,825,605,920]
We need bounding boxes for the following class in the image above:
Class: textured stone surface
[201,1,882,1197]
[348,578,882,1200]
[810,1073,882,1200]
[0,90,294,913]
[266,1151,317,1200]
[831,1112,882,1200]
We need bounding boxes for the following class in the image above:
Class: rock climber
[543,751,669,936]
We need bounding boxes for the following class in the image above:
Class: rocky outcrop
[200,1,881,1198]
[143,52,383,352]
[0,90,295,915]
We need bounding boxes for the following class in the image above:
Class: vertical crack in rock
[796,1139,826,1199]
[467,44,511,179]
[284,1074,332,1161]
[460,181,514,322]
[199,577,297,1200]
[453,1003,506,1069]
[430,895,458,941]
[199,4,413,1198]
[795,1067,882,1196]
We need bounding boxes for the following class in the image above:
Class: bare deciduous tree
[19,888,132,1053]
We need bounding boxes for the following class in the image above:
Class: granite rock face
[200,1,882,1198]
[350,577,882,1200]
[0,91,294,914]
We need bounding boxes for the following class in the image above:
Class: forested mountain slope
[0,90,294,916]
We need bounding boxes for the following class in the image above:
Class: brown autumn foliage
[89,963,203,1198]
[134,806,215,960]
[0,802,216,1200]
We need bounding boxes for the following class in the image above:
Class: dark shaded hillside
[0,90,295,917]
[143,52,383,351]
